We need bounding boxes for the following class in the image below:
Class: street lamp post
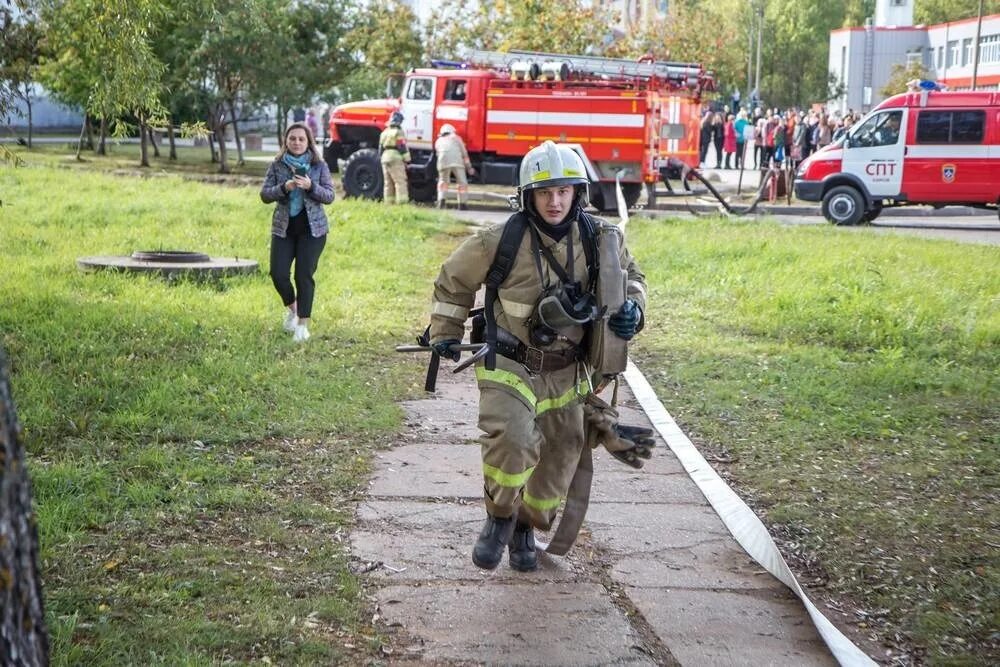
[754,0,763,106]
[972,0,984,89]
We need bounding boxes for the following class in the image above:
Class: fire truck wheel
[622,184,643,209]
[342,148,383,200]
[822,186,865,226]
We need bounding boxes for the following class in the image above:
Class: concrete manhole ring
[77,249,258,279]
[130,250,212,263]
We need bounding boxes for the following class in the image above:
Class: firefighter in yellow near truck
[428,141,648,571]
[378,111,410,204]
[434,123,475,210]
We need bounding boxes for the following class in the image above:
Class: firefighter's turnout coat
[430,213,646,530]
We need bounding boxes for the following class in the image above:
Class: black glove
[609,299,641,340]
[431,338,461,362]
[607,423,656,468]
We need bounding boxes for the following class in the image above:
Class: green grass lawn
[1,161,997,664]
[0,164,460,664]
[5,140,273,180]
[629,217,998,664]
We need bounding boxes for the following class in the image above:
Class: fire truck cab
[794,88,1000,225]
[324,50,713,211]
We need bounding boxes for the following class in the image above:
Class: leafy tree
[843,0,875,27]
[254,0,355,141]
[915,0,1000,25]
[179,0,276,172]
[607,0,747,102]
[148,0,209,159]
[422,0,616,59]
[329,0,422,114]
[0,2,43,146]
[758,0,847,108]
[37,0,167,165]
[880,60,929,97]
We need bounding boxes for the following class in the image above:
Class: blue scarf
[281,152,312,217]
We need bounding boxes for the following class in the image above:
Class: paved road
[448,202,1000,247]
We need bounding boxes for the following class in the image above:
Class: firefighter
[428,141,647,572]
[379,111,410,204]
[434,123,475,210]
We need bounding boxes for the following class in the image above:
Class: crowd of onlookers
[698,106,864,171]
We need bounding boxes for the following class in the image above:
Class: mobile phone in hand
[294,165,309,176]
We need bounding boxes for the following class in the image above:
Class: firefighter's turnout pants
[475,354,587,530]
[437,166,468,205]
[381,158,408,205]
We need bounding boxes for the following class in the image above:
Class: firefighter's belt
[506,345,579,373]
[490,325,580,373]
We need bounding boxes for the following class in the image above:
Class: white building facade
[829,0,1000,114]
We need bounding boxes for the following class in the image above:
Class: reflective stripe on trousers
[475,356,587,529]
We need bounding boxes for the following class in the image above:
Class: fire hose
[662,157,786,217]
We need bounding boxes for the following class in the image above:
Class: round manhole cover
[131,250,211,263]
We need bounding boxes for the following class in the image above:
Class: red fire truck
[324,49,714,210]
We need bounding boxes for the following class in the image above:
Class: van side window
[952,111,985,142]
[916,110,985,143]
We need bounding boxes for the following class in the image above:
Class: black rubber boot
[508,521,538,572]
[472,514,515,570]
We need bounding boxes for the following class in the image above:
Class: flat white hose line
[623,360,876,667]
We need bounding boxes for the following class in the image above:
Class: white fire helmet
[438,123,456,137]
[517,141,590,210]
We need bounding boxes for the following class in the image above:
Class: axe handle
[395,344,485,353]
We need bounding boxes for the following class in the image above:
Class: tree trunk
[167,121,177,160]
[228,100,244,166]
[147,125,160,159]
[23,83,32,149]
[215,123,230,174]
[139,114,150,168]
[84,116,94,151]
[97,117,107,156]
[75,118,86,160]
[210,104,229,173]
[276,103,285,144]
[0,347,50,665]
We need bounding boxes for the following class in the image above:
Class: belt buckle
[523,346,545,373]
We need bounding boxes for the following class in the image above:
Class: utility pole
[972,0,985,89]
[754,0,763,107]
[747,1,754,106]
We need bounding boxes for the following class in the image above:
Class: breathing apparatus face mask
[528,282,601,347]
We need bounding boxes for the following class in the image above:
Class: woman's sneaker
[283,310,298,332]
[293,324,310,342]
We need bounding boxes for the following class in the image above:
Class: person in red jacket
[722,114,737,169]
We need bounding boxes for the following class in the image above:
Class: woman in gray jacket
[260,122,334,342]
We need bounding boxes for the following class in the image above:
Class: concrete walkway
[351,367,840,666]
